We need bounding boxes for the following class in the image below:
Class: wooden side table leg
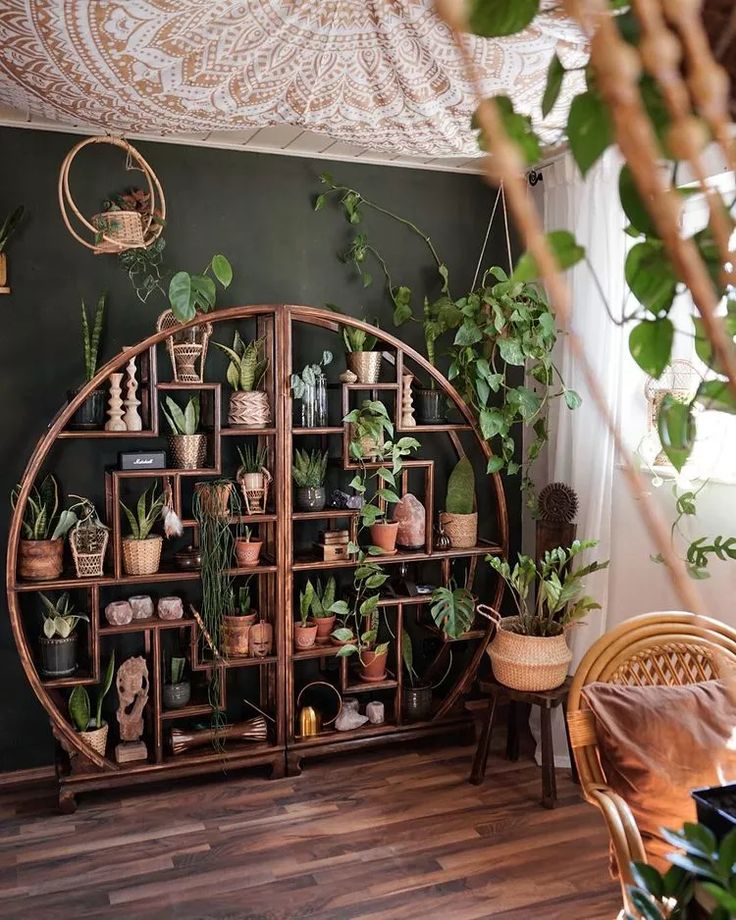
[562,699,579,785]
[505,700,519,762]
[540,705,557,809]
[469,695,497,785]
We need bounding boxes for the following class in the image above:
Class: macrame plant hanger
[471,182,513,291]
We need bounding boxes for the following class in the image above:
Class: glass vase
[301,373,328,428]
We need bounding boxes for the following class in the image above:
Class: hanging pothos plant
[315,175,578,487]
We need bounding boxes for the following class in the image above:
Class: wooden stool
[469,677,578,808]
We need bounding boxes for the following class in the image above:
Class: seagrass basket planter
[70,525,109,578]
[91,210,144,252]
[194,481,232,518]
[78,723,109,757]
[122,536,162,576]
[157,310,212,383]
[440,511,478,548]
[228,391,270,428]
[169,434,207,470]
[486,615,572,692]
[237,468,272,514]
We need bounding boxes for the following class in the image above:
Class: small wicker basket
[122,536,162,576]
[228,391,271,428]
[91,210,144,252]
[485,613,572,692]
[70,525,108,578]
[156,310,212,383]
[78,722,109,757]
[440,511,478,548]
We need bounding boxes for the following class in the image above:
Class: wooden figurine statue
[115,656,149,763]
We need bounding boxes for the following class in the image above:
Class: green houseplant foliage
[237,443,268,474]
[161,394,201,435]
[120,484,164,540]
[69,653,115,731]
[39,592,89,639]
[446,458,475,515]
[80,293,106,382]
[168,253,233,323]
[291,351,333,399]
[213,332,268,391]
[11,474,77,541]
[292,449,328,488]
[430,584,475,639]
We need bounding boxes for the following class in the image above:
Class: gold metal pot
[169,434,207,470]
[347,351,382,384]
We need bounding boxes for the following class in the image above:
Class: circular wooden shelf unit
[6,305,508,804]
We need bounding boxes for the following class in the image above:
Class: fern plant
[213,332,268,391]
[11,474,77,541]
[120,484,164,540]
[293,449,328,488]
[69,654,115,731]
[161,394,200,435]
[81,293,106,382]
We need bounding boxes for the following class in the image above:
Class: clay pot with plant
[38,592,89,678]
[120,484,165,576]
[0,205,23,294]
[292,448,328,512]
[12,474,78,581]
[163,654,191,709]
[343,324,382,384]
[344,400,419,556]
[68,654,116,756]
[485,540,608,692]
[222,582,258,658]
[440,458,478,549]
[294,582,319,650]
[161,394,207,470]
[67,294,107,429]
[213,332,270,428]
[302,576,337,644]
[234,527,262,568]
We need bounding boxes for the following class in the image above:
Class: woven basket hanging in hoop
[69,525,109,578]
[157,310,212,383]
[58,135,166,255]
[238,468,272,514]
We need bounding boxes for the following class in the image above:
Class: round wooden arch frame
[6,305,508,772]
[58,135,166,254]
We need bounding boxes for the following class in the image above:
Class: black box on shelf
[118,450,166,471]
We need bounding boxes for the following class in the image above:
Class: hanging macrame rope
[471,182,513,290]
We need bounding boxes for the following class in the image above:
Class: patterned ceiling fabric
[0,1,587,158]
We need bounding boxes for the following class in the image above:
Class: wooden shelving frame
[6,305,508,808]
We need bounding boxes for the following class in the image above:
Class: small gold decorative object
[298,705,321,737]
[338,369,358,384]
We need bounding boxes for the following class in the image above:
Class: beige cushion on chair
[582,679,736,872]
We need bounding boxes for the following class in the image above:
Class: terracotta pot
[235,539,262,567]
[310,615,336,645]
[39,634,77,677]
[18,538,63,581]
[360,649,388,682]
[370,521,399,555]
[222,612,257,657]
[122,536,162,576]
[294,623,318,650]
[169,433,207,470]
[487,616,572,692]
[347,351,382,384]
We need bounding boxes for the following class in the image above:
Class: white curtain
[530,148,627,765]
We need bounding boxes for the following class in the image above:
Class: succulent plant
[292,449,328,488]
[213,332,268,392]
[39,592,89,639]
[161,394,200,435]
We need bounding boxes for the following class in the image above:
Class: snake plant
[11,474,77,541]
[212,332,268,391]
[120,484,164,540]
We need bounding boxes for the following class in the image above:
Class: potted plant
[343,324,382,384]
[440,457,478,548]
[12,474,77,580]
[292,449,328,511]
[66,294,106,429]
[294,581,319,650]
[304,576,337,644]
[161,394,207,469]
[68,654,116,756]
[344,400,419,555]
[212,332,269,428]
[163,655,191,710]
[291,350,332,427]
[222,582,258,657]
[236,444,271,514]
[194,479,232,518]
[68,495,109,578]
[401,630,433,721]
[38,592,89,677]
[120,484,165,576]
[328,559,390,681]
[234,526,262,567]
[485,540,609,692]
[0,205,23,293]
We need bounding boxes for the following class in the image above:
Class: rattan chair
[567,611,736,910]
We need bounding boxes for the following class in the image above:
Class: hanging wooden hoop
[58,135,166,254]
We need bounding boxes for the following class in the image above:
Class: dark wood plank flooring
[0,739,620,919]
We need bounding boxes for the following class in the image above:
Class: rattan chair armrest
[588,784,646,887]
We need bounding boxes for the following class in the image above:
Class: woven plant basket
[194,481,232,518]
[169,434,207,470]
[78,722,109,757]
[157,311,212,383]
[440,511,478,548]
[122,536,162,576]
[487,616,572,692]
[228,391,271,428]
[70,526,108,578]
[91,210,144,252]
[237,468,272,514]
[347,351,381,384]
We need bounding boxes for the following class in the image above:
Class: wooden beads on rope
[58,135,166,254]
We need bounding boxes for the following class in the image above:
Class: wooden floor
[0,738,620,919]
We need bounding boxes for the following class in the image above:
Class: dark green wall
[0,126,520,772]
